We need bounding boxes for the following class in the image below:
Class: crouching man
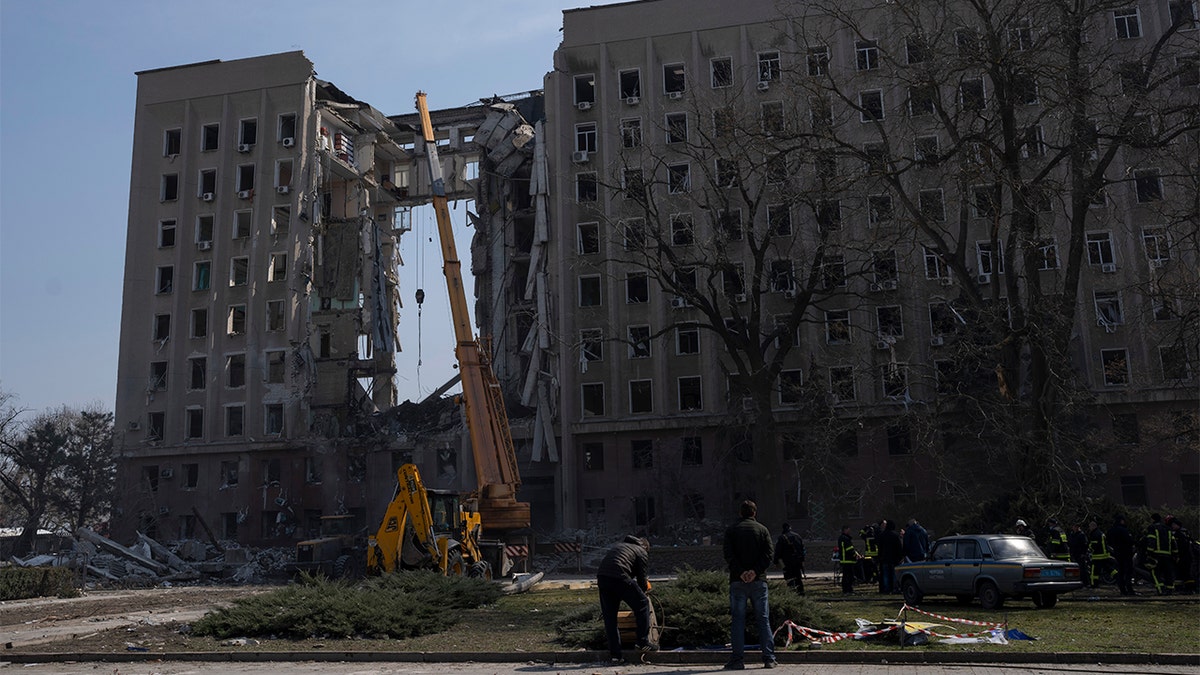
[597,535,657,663]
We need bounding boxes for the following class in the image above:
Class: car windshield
[989,537,1045,559]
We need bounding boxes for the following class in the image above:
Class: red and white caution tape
[775,619,900,646]
[899,604,1006,628]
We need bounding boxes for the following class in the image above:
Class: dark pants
[841,562,856,593]
[598,575,649,657]
[879,563,896,593]
[1115,553,1134,594]
[782,564,804,594]
[1149,553,1175,594]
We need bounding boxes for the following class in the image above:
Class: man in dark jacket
[1107,514,1136,595]
[597,535,656,662]
[903,518,929,562]
[876,519,903,594]
[723,500,775,670]
[773,522,806,595]
[837,525,861,594]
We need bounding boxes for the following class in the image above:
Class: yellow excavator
[366,92,531,578]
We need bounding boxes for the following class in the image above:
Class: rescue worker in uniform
[773,522,806,595]
[1168,517,1196,595]
[858,524,878,583]
[1046,518,1071,561]
[1145,513,1176,595]
[1087,520,1113,587]
[837,524,862,594]
[1107,514,1136,595]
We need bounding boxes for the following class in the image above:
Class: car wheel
[901,577,923,605]
[1032,591,1058,609]
[978,580,1004,610]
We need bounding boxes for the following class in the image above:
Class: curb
[2,650,1198,666]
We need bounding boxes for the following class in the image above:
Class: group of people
[596,500,780,668]
[1016,513,1196,595]
[836,518,930,595]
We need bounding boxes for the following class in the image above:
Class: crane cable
[414,205,427,393]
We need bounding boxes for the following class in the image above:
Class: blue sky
[0,0,612,414]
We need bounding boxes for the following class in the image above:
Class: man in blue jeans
[723,500,775,669]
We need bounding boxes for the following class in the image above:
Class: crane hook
[415,288,425,306]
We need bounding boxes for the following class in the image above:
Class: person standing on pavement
[1145,513,1176,595]
[1107,514,1136,596]
[596,534,657,663]
[1067,522,1089,582]
[723,500,776,670]
[903,518,929,563]
[876,519,903,594]
[837,525,861,594]
[773,522,806,595]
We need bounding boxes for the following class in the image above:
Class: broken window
[929,302,957,337]
[142,465,160,492]
[626,273,649,304]
[188,357,206,390]
[201,123,219,152]
[226,405,244,437]
[923,246,949,279]
[580,328,603,363]
[770,259,794,292]
[678,376,703,411]
[181,463,198,489]
[199,169,216,197]
[581,382,605,416]
[266,300,285,332]
[278,113,296,143]
[236,164,255,192]
[1086,231,1115,265]
[227,305,246,335]
[576,172,597,202]
[665,112,688,144]
[272,206,290,235]
[1134,168,1163,202]
[1113,7,1142,38]
[264,403,284,435]
[873,252,898,283]
[767,204,792,236]
[574,73,596,105]
[829,365,855,402]
[164,128,181,156]
[856,40,880,70]
[863,142,888,174]
[219,460,239,487]
[1021,126,1046,158]
[230,257,249,286]
[905,35,929,64]
[149,361,167,390]
[810,96,833,132]
[239,118,257,146]
[711,56,733,88]
[185,407,204,439]
[878,305,904,338]
[147,412,164,441]
[955,28,980,56]
[976,241,1005,275]
[1009,19,1034,50]
[577,222,600,254]
[191,308,208,339]
[664,63,686,94]
[667,163,690,193]
[234,210,252,238]
[971,184,1002,218]
[575,123,597,153]
[860,90,884,122]
[766,154,789,184]
[582,442,605,471]
[1094,291,1124,329]
[670,213,694,246]
[628,325,651,359]
[882,364,909,399]
[153,314,171,341]
[1143,227,1170,262]
[1014,71,1039,105]
[161,174,178,201]
[221,513,238,540]
[816,199,841,231]
[226,353,246,388]
[826,309,851,344]
[1036,239,1060,270]
[260,458,281,485]
[620,118,642,148]
[960,77,986,111]
[317,327,331,358]
[761,101,785,134]
[269,253,287,282]
[634,495,656,527]
[631,439,654,467]
[713,107,737,137]
[275,159,293,189]
[630,380,653,414]
[868,194,894,226]
[778,370,804,406]
[578,275,602,307]
[716,158,738,188]
[156,266,174,294]
[919,189,945,222]
[815,151,838,181]
[681,436,703,466]
[623,171,646,203]
[758,51,781,82]
[1161,344,1193,380]
[192,261,210,292]
[909,84,937,116]
[1101,348,1130,385]
[266,350,286,383]
[822,254,846,289]
[619,69,641,99]
[1178,54,1200,87]
[159,219,176,248]
[718,208,743,241]
[723,263,746,299]
[808,46,830,76]
[676,324,700,355]
[196,215,214,243]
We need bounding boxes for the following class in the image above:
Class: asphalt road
[0,661,1195,675]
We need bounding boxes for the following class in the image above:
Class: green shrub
[192,571,501,640]
[0,566,79,601]
[556,568,839,650]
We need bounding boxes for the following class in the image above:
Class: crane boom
[414,92,530,532]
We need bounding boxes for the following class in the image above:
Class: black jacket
[1107,523,1134,558]
[724,517,773,582]
[774,530,806,568]
[877,528,903,565]
[597,535,648,589]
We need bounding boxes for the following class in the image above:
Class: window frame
[710,56,733,88]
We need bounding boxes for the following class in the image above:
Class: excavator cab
[428,491,459,535]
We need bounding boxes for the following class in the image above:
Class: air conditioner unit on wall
[277,185,290,195]
[668,91,684,100]
[127,421,140,431]
[876,340,892,351]
[281,137,295,147]
[1149,259,1166,268]
[160,468,174,478]
[237,190,252,199]
[783,288,797,299]
[572,151,590,163]
[158,506,170,515]
[977,273,991,285]
[625,96,640,105]
[930,336,945,347]
[237,144,252,153]
[940,276,954,286]
[671,296,688,309]
[869,282,883,292]
[577,101,593,111]
[757,81,770,91]
[882,280,898,291]
[1101,263,1117,273]
[732,293,746,303]
[197,240,212,251]
[201,192,214,202]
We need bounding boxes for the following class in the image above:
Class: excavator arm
[367,464,444,574]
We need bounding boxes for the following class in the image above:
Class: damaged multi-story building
[112,52,558,544]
